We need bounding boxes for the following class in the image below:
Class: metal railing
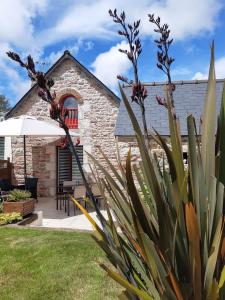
[62,108,78,129]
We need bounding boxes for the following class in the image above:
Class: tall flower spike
[27,55,36,74]
[149,13,175,107]
[109,8,149,147]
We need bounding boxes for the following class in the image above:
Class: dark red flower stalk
[131,82,148,104]
[109,9,150,147]
[75,138,80,146]
[49,101,61,120]
[156,95,167,108]
[148,14,175,107]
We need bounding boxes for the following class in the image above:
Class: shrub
[0,212,22,225]
[74,54,224,300]
[7,189,31,202]
[71,16,225,300]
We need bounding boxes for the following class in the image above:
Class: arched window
[61,96,78,129]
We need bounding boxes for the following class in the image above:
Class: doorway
[57,146,83,186]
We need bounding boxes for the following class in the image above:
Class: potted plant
[3,189,34,217]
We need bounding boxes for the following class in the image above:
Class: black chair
[73,185,86,215]
[25,177,38,200]
[63,181,76,216]
[56,184,67,210]
[0,179,13,192]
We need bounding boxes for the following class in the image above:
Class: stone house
[6,50,120,197]
[4,48,225,198]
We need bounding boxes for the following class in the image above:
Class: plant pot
[3,198,35,217]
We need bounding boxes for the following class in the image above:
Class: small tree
[0,95,11,113]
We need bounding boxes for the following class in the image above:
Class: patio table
[58,180,97,216]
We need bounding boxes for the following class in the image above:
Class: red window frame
[60,96,78,129]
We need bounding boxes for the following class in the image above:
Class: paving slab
[32,197,108,231]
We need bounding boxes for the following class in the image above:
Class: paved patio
[32,197,107,231]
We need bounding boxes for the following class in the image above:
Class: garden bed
[3,198,35,216]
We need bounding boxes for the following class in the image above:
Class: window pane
[72,146,83,185]
[57,147,72,185]
[63,96,77,108]
[57,146,83,185]
[0,137,5,159]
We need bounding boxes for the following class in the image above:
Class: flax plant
[71,13,225,300]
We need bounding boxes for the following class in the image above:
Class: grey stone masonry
[8,53,119,197]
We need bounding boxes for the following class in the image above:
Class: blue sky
[0,0,225,106]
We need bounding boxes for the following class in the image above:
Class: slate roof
[7,50,120,118]
[115,79,225,136]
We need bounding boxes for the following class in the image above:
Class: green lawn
[0,228,121,300]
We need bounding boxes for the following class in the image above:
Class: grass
[0,227,121,300]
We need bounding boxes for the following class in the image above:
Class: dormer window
[61,96,78,129]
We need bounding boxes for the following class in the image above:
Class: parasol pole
[23,135,27,181]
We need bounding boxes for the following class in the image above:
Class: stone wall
[10,57,119,197]
[117,136,188,167]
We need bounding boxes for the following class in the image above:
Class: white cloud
[0,0,48,102]
[9,78,30,101]
[143,0,222,40]
[46,39,83,65]
[0,0,223,101]
[0,62,30,102]
[193,56,225,80]
[36,0,114,47]
[214,56,225,78]
[0,0,223,54]
[0,0,47,49]
[192,72,208,80]
[85,41,94,51]
[36,0,222,46]
[91,41,131,89]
